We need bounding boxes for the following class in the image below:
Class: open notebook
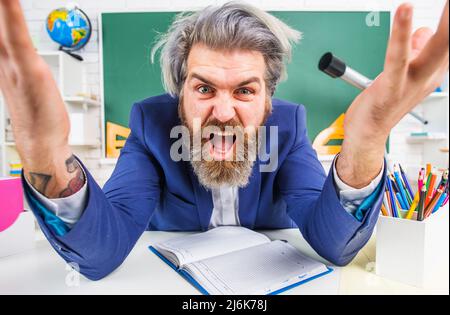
[149,226,332,295]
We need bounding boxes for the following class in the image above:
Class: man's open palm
[345,2,449,140]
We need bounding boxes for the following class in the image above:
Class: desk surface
[0,229,448,295]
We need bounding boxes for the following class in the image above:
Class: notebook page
[183,240,329,295]
[153,226,270,267]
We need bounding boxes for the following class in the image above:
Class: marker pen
[319,52,428,125]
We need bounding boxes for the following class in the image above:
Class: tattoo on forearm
[65,155,78,173]
[58,155,86,198]
[29,172,52,195]
[27,155,85,198]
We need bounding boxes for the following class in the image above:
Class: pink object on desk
[0,177,24,232]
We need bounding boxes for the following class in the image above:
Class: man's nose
[212,94,236,122]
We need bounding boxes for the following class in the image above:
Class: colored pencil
[418,168,425,194]
[401,176,413,204]
[432,193,447,213]
[395,198,403,216]
[425,171,432,191]
[386,177,398,218]
[399,164,414,201]
[387,193,393,216]
[425,171,437,207]
[438,170,448,190]
[381,204,389,216]
[424,189,443,219]
[443,183,449,206]
[405,192,420,220]
[389,174,401,194]
[394,165,410,208]
[426,163,432,177]
[380,164,448,219]
[396,192,407,210]
[383,188,392,217]
[417,185,427,221]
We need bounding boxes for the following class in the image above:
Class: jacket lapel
[238,159,261,229]
[187,164,214,231]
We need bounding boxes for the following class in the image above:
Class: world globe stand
[58,46,84,62]
[46,6,92,63]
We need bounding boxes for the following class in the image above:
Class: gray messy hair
[151,1,302,97]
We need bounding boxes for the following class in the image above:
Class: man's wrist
[336,136,385,189]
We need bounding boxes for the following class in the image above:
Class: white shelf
[63,96,101,107]
[38,51,63,57]
[70,142,101,147]
[37,50,83,100]
[5,141,100,148]
[406,132,448,144]
[406,136,448,144]
[429,92,449,98]
[421,92,449,104]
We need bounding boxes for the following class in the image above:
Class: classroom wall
[19,0,448,186]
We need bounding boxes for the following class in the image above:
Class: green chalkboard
[101,11,390,153]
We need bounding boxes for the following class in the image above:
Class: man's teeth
[216,131,234,136]
[210,133,235,152]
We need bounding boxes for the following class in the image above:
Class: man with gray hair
[0,0,448,280]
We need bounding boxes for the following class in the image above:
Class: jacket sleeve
[279,105,386,266]
[23,103,162,280]
[23,167,87,229]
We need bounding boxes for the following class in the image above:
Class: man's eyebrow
[189,73,216,87]
[237,77,261,86]
[189,73,261,87]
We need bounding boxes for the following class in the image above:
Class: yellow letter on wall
[106,122,131,158]
[312,114,345,155]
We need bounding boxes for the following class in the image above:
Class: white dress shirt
[25,159,384,229]
[208,186,240,229]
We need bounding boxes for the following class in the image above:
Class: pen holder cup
[376,205,449,288]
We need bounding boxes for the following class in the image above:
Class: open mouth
[207,131,237,160]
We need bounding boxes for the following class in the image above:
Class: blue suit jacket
[24,93,386,280]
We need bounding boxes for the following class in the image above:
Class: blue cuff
[23,183,70,237]
[354,179,384,222]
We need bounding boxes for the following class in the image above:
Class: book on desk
[149,226,332,295]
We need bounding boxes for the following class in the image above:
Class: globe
[46,6,92,51]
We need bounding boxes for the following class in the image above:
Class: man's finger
[410,1,449,79]
[410,27,434,59]
[384,3,414,82]
[0,43,7,61]
[0,28,6,59]
[0,0,35,56]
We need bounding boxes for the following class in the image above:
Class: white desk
[0,229,448,295]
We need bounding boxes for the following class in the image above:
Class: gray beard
[189,136,256,189]
[190,154,255,189]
